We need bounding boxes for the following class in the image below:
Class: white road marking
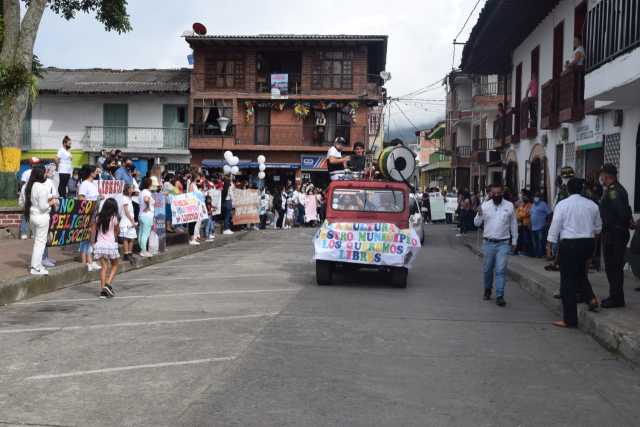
[26,356,236,380]
[121,272,290,281]
[13,288,300,306]
[0,312,280,335]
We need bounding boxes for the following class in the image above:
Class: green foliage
[48,0,132,33]
[0,63,32,98]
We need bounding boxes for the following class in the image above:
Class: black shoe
[553,290,561,299]
[105,284,115,295]
[122,254,130,262]
[103,286,114,298]
[635,287,640,292]
[601,298,625,309]
[496,297,506,307]
[483,289,491,300]
[99,289,111,299]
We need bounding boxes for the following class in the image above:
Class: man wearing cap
[599,163,633,308]
[327,137,350,181]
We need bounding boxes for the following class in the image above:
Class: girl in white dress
[119,184,137,264]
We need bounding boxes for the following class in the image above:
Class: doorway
[553,22,565,79]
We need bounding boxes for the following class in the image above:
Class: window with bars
[604,132,621,170]
[311,51,354,90]
[204,53,245,90]
[192,99,234,137]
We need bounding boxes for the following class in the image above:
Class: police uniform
[600,181,632,305]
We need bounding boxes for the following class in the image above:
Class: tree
[0,0,131,198]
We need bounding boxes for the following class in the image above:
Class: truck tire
[316,260,334,286]
[390,267,408,288]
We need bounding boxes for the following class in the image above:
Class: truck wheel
[316,260,334,286]
[390,267,408,288]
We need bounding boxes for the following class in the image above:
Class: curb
[0,232,250,307]
[462,241,640,366]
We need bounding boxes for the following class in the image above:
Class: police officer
[599,164,633,308]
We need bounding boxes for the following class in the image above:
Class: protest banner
[152,192,166,252]
[231,189,260,225]
[170,192,208,225]
[98,180,124,202]
[207,189,222,216]
[314,222,422,268]
[47,198,97,247]
[429,192,446,222]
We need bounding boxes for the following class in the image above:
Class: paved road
[1,225,640,426]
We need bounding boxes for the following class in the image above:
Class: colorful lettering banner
[170,192,208,225]
[152,192,167,252]
[314,222,422,268]
[47,198,97,247]
[232,189,260,225]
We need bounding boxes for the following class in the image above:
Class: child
[285,200,295,229]
[204,195,216,242]
[119,184,137,264]
[93,198,120,299]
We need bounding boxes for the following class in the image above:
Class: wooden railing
[558,65,585,123]
[541,79,560,130]
[519,97,538,139]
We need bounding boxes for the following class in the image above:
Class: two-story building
[462,0,640,205]
[25,68,192,176]
[184,34,388,188]
[445,71,473,191]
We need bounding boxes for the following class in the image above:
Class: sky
[33,0,485,142]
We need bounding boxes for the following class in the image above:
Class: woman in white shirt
[138,177,155,257]
[24,166,58,275]
[188,174,204,245]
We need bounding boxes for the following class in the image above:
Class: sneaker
[206,237,214,242]
[20,234,28,240]
[87,264,94,272]
[189,240,200,246]
[42,258,55,268]
[105,284,115,296]
[99,288,111,299]
[91,262,102,271]
[30,267,49,276]
[209,234,216,240]
[223,229,234,235]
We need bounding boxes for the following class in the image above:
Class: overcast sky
[34,0,485,141]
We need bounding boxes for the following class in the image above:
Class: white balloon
[224,151,233,161]
[257,155,266,164]
[231,166,240,175]
[258,171,266,180]
[223,165,231,175]
[229,156,239,166]
[258,163,266,172]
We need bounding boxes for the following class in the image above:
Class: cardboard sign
[314,222,422,268]
[47,198,97,247]
[98,180,124,201]
[207,189,222,216]
[231,189,260,225]
[170,192,208,225]
[445,196,458,215]
[429,192,446,221]
[152,192,166,252]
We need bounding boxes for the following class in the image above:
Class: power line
[454,0,483,41]
[392,101,420,132]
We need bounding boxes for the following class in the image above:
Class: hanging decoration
[293,102,310,120]
[272,101,286,111]
[347,101,360,123]
[244,101,254,123]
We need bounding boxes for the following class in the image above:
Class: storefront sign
[301,155,328,171]
[170,192,208,225]
[47,198,97,247]
[231,189,260,225]
[152,193,166,252]
[314,222,422,268]
[271,73,289,99]
[576,115,604,147]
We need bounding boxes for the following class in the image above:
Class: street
[1,225,640,427]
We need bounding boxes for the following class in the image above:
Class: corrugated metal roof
[184,34,388,41]
[39,68,191,94]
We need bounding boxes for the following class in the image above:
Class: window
[312,51,353,90]
[331,188,404,213]
[204,53,245,89]
[192,99,234,137]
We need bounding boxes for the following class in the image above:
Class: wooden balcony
[492,113,513,149]
[519,98,538,140]
[558,66,585,123]
[541,79,560,130]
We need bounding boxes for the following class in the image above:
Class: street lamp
[217,116,231,148]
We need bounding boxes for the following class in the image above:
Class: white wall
[31,93,188,150]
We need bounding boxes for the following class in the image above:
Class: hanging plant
[244,101,255,123]
[272,101,286,111]
[293,102,310,120]
[348,101,360,123]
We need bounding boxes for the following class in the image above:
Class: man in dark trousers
[599,164,633,308]
[547,178,602,328]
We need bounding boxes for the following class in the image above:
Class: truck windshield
[331,189,404,213]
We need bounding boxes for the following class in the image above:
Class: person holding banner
[222,175,234,235]
[120,184,137,263]
[78,165,102,272]
[138,177,155,257]
[24,166,58,276]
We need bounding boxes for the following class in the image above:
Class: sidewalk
[0,230,249,306]
[459,230,640,365]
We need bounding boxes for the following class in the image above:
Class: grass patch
[0,199,19,208]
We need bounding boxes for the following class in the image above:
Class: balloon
[223,165,231,175]
[224,151,233,161]
[258,163,266,172]
[231,166,240,175]
[257,155,266,164]
[229,156,239,166]
[258,171,266,180]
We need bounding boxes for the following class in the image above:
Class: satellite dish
[379,71,392,82]
[192,23,207,36]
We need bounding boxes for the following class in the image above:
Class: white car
[409,193,425,244]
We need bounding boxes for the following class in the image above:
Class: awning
[202,159,299,169]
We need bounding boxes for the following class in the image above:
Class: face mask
[534,197,540,203]
[492,196,503,206]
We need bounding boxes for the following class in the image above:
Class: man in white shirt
[474,183,518,307]
[327,137,350,181]
[56,136,73,197]
[547,178,602,328]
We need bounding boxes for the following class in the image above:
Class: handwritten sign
[47,198,97,247]
[314,222,422,268]
[98,180,124,200]
[232,189,260,225]
[207,189,222,217]
[170,192,208,225]
[152,192,166,252]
